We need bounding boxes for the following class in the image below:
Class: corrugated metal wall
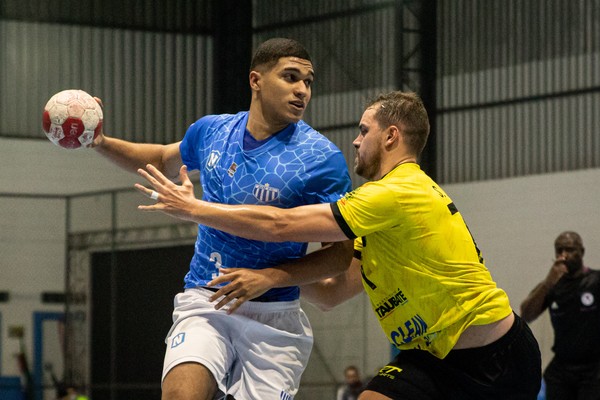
[0,20,212,143]
[4,1,600,184]
[437,0,600,183]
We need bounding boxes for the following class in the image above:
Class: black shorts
[365,314,541,400]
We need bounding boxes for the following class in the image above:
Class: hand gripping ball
[42,89,103,149]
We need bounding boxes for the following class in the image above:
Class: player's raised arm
[95,135,183,181]
[89,97,184,180]
[135,164,350,244]
[41,89,184,181]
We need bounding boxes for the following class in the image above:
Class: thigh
[363,352,443,400]
[162,362,218,400]
[228,303,314,399]
[443,314,541,399]
[359,390,395,400]
[162,290,235,394]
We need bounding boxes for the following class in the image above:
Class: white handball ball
[42,89,103,149]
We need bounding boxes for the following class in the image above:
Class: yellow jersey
[332,163,512,358]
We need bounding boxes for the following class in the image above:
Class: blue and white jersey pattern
[179,111,352,302]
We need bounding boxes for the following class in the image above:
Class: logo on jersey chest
[205,150,221,171]
[253,183,280,203]
[227,162,237,177]
[581,292,595,307]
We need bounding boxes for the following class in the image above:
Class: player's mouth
[289,100,305,110]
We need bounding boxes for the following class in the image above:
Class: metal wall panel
[437,0,600,183]
[0,20,212,143]
[438,91,600,183]
[253,0,395,27]
[0,0,213,33]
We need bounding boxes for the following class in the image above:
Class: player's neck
[247,109,289,141]
[379,156,417,179]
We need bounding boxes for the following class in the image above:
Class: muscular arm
[136,164,350,243]
[95,135,183,181]
[300,257,364,311]
[208,240,354,313]
[255,240,354,287]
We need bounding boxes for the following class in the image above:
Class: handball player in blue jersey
[92,38,353,400]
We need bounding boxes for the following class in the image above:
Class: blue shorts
[365,313,541,399]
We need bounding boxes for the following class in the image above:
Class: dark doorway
[90,245,193,400]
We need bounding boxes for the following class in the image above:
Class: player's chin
[283,115,303,125]
[288,106,306,120]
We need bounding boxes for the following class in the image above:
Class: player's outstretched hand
[135,164,198,222]
[207,268,275,314]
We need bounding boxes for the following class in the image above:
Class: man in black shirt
[521,231,600,400]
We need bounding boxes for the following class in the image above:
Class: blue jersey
[179,111,352,301]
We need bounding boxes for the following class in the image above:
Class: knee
[161,362,217,400]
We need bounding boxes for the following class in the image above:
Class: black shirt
[545,268,600,363]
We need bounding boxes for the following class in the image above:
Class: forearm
[301,257,364,311]
[185,200,345,243]
[205,240,354,313]
[96,136,182,179]
[264,241,354,287]
[137,164,349,243]
[519,281,550,323]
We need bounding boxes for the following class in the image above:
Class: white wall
[0,137,141,378]
[444,168,600,369]
[3,137,599,386]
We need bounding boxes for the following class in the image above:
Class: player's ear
[249,70,261,91]
[386,125,401,145]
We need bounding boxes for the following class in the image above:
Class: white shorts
[162,288,313,400]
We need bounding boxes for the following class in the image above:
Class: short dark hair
[367,91,430,156]
[555,231,583,249]
[250,38,312,71]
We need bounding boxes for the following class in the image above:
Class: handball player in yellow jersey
[136,91,542,399]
